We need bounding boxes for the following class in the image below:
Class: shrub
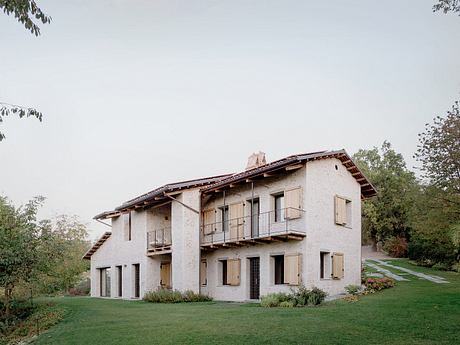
[143,288,212,303]
[383,237,408,258]
[260,286,327,308]
[345,284,361,295]
[260,293,290,308]
[408,238,457,268]
[363,277,395,293]
[307,287,327,306]
[279,300,295,308]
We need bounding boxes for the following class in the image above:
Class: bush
[279,300,296,308]
[408,237,457,268]
[383,237,408,258]
[143,288,212,303]
[260,293,290,308]
[363,277,395,293]
[260,286,327,308]
[345,284,361,295]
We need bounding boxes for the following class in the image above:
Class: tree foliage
[0,197,90,317]
[433,0,460,15]
[0,0,51,36]
[0,102,43,141]
[414,101,460,195]
[353,141,417,245]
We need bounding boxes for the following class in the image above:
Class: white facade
[88,151,372,301]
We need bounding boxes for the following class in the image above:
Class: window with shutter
[228,258,241,286]
[229,203,244,240]
[332,253,344,279]
[285,187,302,219]
[203,209,216,235]
[334,196,347,225]
[284,254,301,285]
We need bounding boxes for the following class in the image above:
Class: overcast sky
[1,0,459,240]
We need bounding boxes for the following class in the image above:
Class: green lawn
[34,260,460,345]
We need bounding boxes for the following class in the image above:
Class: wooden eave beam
[285,164,303,171]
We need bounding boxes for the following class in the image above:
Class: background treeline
[0,196,90,326]
[354,102,460,271]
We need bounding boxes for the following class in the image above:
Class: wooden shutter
[332,253,344,279]
[285,187,302,219]
[123,213,130,240]
[229,203,244,240]
[160,263,171,288]
[227,259,241,286]
[203,209,216,235]
[200,260,207,286]
[284,254,301,285]
[335,196,347,225]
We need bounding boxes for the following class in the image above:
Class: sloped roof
[93,174,232,220]
[82,232,111,260]
[201,149,377,198]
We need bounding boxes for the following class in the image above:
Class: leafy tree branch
[0,0,51,36]
[0,102,43,141]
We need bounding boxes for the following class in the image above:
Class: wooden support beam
[263,172,274,178]
[285,164,303,171]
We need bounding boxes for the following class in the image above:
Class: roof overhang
[201,149,377,198]
[82,232,112,260]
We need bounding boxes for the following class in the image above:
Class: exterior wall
[171,189,201,292]
[304,158,362,295]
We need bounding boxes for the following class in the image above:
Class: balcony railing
[201,208,306,247]
[147,227,172,255]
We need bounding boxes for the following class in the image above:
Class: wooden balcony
[200,208,306,250]
[146,228,172,256]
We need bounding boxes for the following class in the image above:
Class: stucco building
[84,150,376,301]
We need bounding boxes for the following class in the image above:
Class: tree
[0,102,43,141]
[0,0,51,36]
[433,0,460,15]
[414,101,460,196]
[353,142,418,245]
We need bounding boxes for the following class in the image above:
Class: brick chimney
[246,151,267,170]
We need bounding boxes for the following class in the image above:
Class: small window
[220,260,228,285]
[124,212,132,241]
[320,252,331,279]
[274,194,285,222]
[220,206,229,233]
[273,255,284,285]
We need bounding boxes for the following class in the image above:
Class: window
[133,264,140,298]
[99,267,111,297]
[221,260,228,285]
[116,265,122,297]
[220,206,229,233]
[320,252,331,279]
[335,196,351,227]
[200,260,207,286]
[220,259,240,286]
[124,212,132,241]
[274,193,285,222]
[273,255,284,285]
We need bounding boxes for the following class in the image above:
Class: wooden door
[160,262,171,289]
[249,257,260,299]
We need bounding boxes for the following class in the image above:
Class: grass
[33,259,460,345]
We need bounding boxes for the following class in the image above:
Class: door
[250,199,260,238]
[249,257,260,299]
[133,264,140,298]
[160,262,171,289]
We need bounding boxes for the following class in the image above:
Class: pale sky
[1,0,459,240]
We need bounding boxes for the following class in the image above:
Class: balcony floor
[200,230,305,251]
[147,245,172,256]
